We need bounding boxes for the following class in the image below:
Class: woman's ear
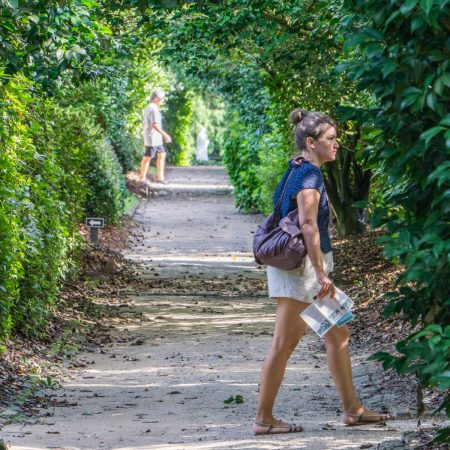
[306,136,315,149]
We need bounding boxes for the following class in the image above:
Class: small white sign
[86,217,105,228]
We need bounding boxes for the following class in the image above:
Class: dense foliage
[0,0,114,86]
[153,1,373,233]
[341,0,450,439]
[0,0,228,340]
[0,2,167,340]
[166,88,194,165]
[164,87,226,165]
[1,77,83,338]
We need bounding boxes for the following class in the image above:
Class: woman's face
[312,126,339,163]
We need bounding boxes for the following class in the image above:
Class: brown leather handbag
[253,158,307,270]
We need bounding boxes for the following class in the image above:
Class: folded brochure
[300,288,354,337]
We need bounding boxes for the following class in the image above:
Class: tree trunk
[323,125,371,236]
[333,203,366,236]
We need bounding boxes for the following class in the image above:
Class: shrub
[256,107,293,214]
[0,78,30,338]
[0,77,129,340]
[96,79,142,172]
[109,129,141,173]
[223,112,262,212]
[0,77,76,338]
[15,159,73,336]
[342,0,450,435]
[85,138,128,225]
[164,89,194,165]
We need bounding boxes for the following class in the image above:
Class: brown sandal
[253,421,304,435]
[342,411,392,426]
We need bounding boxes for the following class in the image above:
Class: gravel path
[2,166,438,450]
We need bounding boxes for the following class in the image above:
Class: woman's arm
[297,189,336,299]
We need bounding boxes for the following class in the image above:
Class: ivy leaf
[385,10,401,27]
[411,15,426,32]
[420,126,444,146]
[434,76,445,96]
[442,73,450,87]
[400,0,418,14]
[420,0,434,15]
[382,60,396,78]
[81,0,99,6]
[400,87,422,109]
[427,161,450,187]
[363,28,384,41]
[423,324,443,335]
[56,48,65,61]
[426,93,437,110]
[439,114,450,127]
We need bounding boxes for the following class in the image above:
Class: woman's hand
[316,271,336,300]
[163,133,172,144]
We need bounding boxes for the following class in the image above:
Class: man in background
[140,89,172,184]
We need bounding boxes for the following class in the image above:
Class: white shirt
[143,103,163,146]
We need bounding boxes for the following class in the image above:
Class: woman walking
[253,109,390,435]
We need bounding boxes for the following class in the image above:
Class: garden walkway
[3,166,429,449]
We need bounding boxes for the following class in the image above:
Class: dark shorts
[144,145,166,158]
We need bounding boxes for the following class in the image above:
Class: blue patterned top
[273,159,332,253]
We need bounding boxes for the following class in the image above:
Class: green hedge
[222,105,293,213]
[164,89,227,165]
[0,77,33,338]
[85,138,128,225]
[0,76,129,340]
[223,112,262,212]
[170,90,194,166]
[0,78,77,338]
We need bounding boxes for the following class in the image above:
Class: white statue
[196,127,209,161]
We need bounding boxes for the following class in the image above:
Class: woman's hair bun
[290,108,311,126]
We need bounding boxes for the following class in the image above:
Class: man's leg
[140,146,153,181]
[156,151,166,182]
[140,156,152,181]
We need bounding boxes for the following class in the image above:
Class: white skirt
[267,252,334,303]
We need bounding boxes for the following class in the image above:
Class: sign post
[85,218,105,243]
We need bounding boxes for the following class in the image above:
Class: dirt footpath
[2,166,441,449]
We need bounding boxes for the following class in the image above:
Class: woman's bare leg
[255,297,309,426]
[325,325,390,424]
[324,325,359,410]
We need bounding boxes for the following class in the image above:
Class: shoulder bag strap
[274,157,303,220]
